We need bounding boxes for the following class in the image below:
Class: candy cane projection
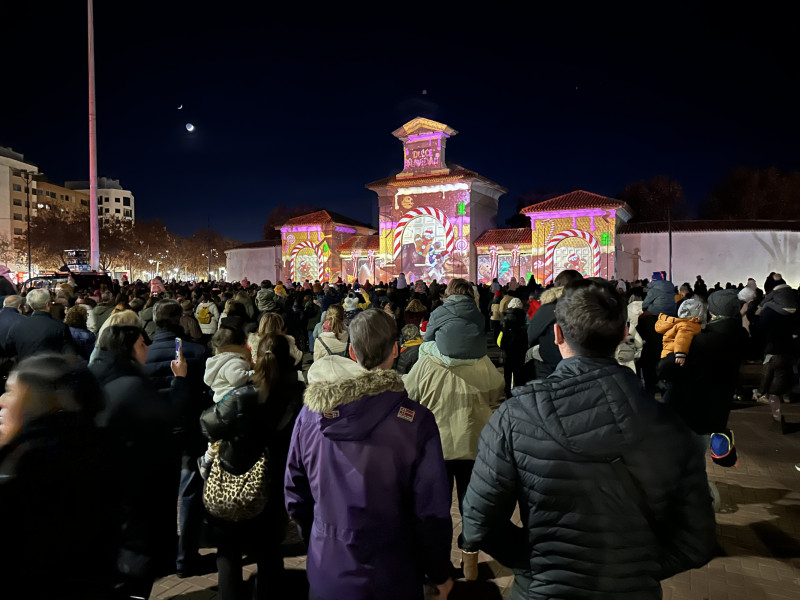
[544,229,600,285]
[351,249,361,280]
[367,249,375,274]
[393,207,455,260]
[289,240,324,281]
[511,244,520,278]
[489,245,499,279]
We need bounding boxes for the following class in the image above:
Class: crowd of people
[0,267,797,599]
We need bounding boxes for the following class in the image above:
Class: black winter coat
[91,352,183,577]
[395,343,421,375]
[462,356,717,599]
[501,308,528,361]
[526,301,560,375]
[0,412,115,599]
[199,378,304,542]
[659,317,747,434]
[4,310,77,360]
[144,329,211,457]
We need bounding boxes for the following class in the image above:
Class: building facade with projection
[274,117,632,285]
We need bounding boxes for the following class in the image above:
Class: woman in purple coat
[285,309,454,600]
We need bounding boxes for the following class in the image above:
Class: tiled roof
[337,235,380,253]
[619,220,800,234]
[474,228,532,247]
[365,165,508,192]
[284,210,373,230]
[521,190,624,213]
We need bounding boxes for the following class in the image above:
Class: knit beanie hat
[343,296,359,311]
[738,287,756,303]
[256,288,274,311]
[508,298,524,310]
[651,271,667,281]
[707,289,740,318]
[678,298,706,322]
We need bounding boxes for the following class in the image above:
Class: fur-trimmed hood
[304,356,406,413]
[540,286,564,305]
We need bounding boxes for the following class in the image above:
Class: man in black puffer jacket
[462,279,717,599]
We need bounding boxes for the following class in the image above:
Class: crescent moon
[185,123,195,132]
[177,104,183,109]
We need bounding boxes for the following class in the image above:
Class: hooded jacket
[404,342,503,461]
[423,294,485,359]
[461,357,717,599]
[203,350,253,403]
[285,356,452,600]
[655,314,702,358]
[643,280,677,316]
[194,301,220,335]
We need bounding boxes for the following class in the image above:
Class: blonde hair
[97,309,139,339]
[258,312,286,336]
[324,304,347,338]
[405,299,426,313]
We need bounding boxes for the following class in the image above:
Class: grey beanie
[707,289,740,318]
[678,298,706,322]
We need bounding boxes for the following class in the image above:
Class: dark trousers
[503,356,525,398]
[446,459,474,550]
[217,539,283,600]
[176,464,203,570]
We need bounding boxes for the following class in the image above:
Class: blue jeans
[308,331,316,353]
[176,465,203,570]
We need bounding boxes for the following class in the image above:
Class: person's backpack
[197,304,212,325]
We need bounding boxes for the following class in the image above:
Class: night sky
[2,3,797,242]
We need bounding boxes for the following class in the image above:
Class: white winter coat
[203,351,253,403]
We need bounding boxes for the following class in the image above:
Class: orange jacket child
[654,298,706,360]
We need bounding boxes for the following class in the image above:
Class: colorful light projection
[523,207,619,284]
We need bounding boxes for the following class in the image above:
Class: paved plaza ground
[151,355,800,600]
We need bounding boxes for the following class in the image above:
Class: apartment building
[65,177,135,223]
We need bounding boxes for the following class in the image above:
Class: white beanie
[508,298,524,310]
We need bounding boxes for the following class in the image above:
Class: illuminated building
[279,210,375,283]
[268,118,800,286]
[65,177,135,223]
[364,117,507,284]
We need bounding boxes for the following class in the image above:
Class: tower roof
[392,117,457,140]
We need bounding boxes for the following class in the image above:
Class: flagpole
[88,0,100,271]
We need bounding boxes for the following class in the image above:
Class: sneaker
[756,394,770,405]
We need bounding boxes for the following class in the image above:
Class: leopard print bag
[202,451,270,522]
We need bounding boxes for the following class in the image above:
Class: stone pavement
[151,400,800,600]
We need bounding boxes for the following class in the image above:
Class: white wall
[617,230,800,287]
[226,245,282,283]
